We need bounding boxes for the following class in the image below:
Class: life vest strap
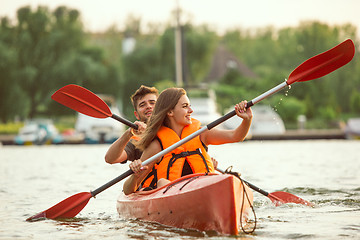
[167,148,209,179]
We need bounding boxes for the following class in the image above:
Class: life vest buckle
[177,152,190,158]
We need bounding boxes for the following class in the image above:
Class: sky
[1,0,359,35]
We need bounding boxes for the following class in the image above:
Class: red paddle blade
[287,39,355,84]
[26,192,92,221]
[268,191,314,207]
[51,84,112,118]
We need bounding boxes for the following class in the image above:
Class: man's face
[134,93,157,122]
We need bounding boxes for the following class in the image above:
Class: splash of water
[272,80,292,112]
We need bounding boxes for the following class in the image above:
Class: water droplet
[288,85,292,90]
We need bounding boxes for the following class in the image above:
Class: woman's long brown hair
[134,88,186,151]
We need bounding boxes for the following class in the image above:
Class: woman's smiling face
[170,94,193,126]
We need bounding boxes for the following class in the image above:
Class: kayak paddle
[27,39,354,221]
[207,39,355,126]
[216,167,314,207]
[51,84,138,129]
[52,85,315,207]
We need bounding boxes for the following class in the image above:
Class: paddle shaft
[207,81,288,129]
[215,167,294,205]
[29,40,351,220]
[91,129,209,196]
[216,167,270,196]
[111,114,138,130]
[78,39,353,199]
[90,81,291,197]
[91,169,133,196]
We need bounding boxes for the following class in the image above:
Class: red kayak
[117,173,254,235]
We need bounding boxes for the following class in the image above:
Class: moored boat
[14,119,63,145]
[116,173,254,235]
[345,118,360,140]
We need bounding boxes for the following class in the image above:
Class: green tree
[270,95,306,122]
[0,31,23,122]
[214,69,259,113]
[0,5,121,121]
[182,24,218,84]
[2,5,359,126]
[12,6,86,118]
[350,89,360,113]
[222,21,359,124]
[119,23,218,118]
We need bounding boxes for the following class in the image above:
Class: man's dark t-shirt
[123,140,142,163]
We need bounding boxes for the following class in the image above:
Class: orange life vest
[155,118,214,182]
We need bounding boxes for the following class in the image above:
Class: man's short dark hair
[131,85,159,110]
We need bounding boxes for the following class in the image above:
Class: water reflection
[1,141,360,239]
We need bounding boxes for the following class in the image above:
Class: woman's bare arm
[122,140,162,195]
[201,101,252,145]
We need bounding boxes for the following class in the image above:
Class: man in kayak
[105,85,159,164]
[105,85,218,190]
[123,87,252,195]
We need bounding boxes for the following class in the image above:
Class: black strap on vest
[138,166,158,190]
[166,148,210,179]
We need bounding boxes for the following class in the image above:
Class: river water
[1,140,359,239]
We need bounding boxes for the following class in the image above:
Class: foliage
[318,106,337,121]
[119,21,218,119]
[0,6,119,122]
[0,5,359,129]
[222,21,360,125]
[350,89,360,113]
[182,24,218,84]
[0,122,24,134]
[155,80,177,92]
[270,95,306,122]
[213,69,260,113]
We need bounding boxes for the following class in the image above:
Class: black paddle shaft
[111,114,138,130]
[207,101,254,130]
[242,179,270,197]
[90,169,134,197]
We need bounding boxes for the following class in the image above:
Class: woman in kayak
[123,87,252,195]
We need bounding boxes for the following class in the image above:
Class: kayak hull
[116,173,253,235]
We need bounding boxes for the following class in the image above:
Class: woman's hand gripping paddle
[27,39,354,221]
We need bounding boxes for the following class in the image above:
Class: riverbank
[249,129,346,140]
[0,129,348,145]
[0,134,16,145]
[0,134,85,145]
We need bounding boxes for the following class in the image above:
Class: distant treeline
[0,5,359,124]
